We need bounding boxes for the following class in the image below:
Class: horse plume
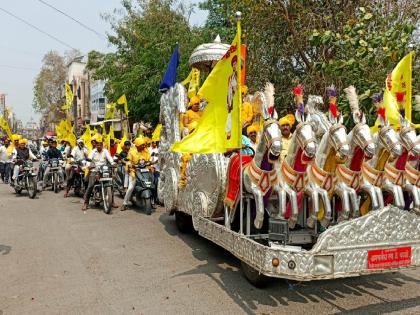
[344,85,361,122]
[264,82,275,116]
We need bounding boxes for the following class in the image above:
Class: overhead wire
[0,7,77,50]
[36,0,106,40]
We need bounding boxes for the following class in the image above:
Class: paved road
[0,184,419,315]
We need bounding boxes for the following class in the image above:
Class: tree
[87,0,210,123]
[201,0,419,125]
[33,51,66,114]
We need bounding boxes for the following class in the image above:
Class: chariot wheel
[175,211,194,233]
[241,261,270,288]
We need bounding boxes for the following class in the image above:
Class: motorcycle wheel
[53,173,59,193]
[27,177,37,199]
[14,186,23,194]
[143,198,152,215]
[103,186,113,214]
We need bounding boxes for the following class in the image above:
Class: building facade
[67,56,90,133]
[90,80,106,124]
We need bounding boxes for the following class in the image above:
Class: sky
[0,0,207,125]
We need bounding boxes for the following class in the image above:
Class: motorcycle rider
[64,139,88,198]
[82,136,117,211]
[118,140,132,191]
[39,140,49,159]
[42,139,64,190]
[11,138,36,186]
[0,138,8,182]
[120,137,150,211]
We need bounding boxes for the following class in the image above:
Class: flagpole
[236,11,244,234]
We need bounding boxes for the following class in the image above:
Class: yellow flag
[61,83,74,111]
[105,103,116,119]
[152,124,162,142]
[172,23,242,153]
[117,131,127,154]
[109,126,115,141]
[81,124,92,151]
[372,51,419,131]
[117,94,129,115]
[0,117,13,139]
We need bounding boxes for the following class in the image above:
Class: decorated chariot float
[157,23,420,286]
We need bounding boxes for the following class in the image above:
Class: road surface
[0,184,419,314]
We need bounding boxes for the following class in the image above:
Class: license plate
[367,247,411,270]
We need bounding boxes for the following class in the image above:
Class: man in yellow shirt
[183,95,202,136]
[279,114,295,160]
[121,137,151,210]
[241,85,254,135]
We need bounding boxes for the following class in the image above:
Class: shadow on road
[159,213,420,315]
[0,245,11,255]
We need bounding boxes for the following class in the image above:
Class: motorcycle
[113,155,126,197]
[132,160,155,215]
[68,157,86,197]
[47,158,63,193]
[91,164,115,214]
[12,159,37,199]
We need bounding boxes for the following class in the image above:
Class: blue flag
[159,44,179,92]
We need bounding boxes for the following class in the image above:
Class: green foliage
[226,0,420,126]
[87,0,210,123]
[33,51,66,114]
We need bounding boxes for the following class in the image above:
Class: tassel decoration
[293,85,305,116]
[326,85,338,118]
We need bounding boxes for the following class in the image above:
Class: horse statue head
[344,86,376,161]
[306,94,350,163]
[251,82,282,160]
[399,115,420,157]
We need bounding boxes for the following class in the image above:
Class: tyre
[175,211,193,233]
[241,261,270,288]
[53,173,59,193]
[27,177,37,199]
[15,186,23,194]
[103,186,113,214]
[144,198,152,215]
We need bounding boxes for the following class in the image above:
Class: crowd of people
[0,132,160,213]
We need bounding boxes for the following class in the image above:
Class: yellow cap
[189,95,201,106]
[12,134,20,141]
[279,114,296,127]
[134,137,146,147]
[247,125,258,135]
[95,135,103,143]
[241,85,248,95]
[18,138,28,145]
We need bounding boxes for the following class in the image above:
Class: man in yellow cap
[82,136,116,210]
[12,138,36,186]
[278,114,295,160]
[121,136,151,211]
[183,95,202,136]
[246,125,258,150]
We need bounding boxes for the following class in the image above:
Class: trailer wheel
[175,211,193,233]
[241,261,270,288]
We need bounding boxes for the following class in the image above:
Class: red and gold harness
[245,159,279,195]
[281,159,308,192]
[335,164,362,191]
[405,161,420,187]
[310,162,336,194]
[362,161,385,186]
